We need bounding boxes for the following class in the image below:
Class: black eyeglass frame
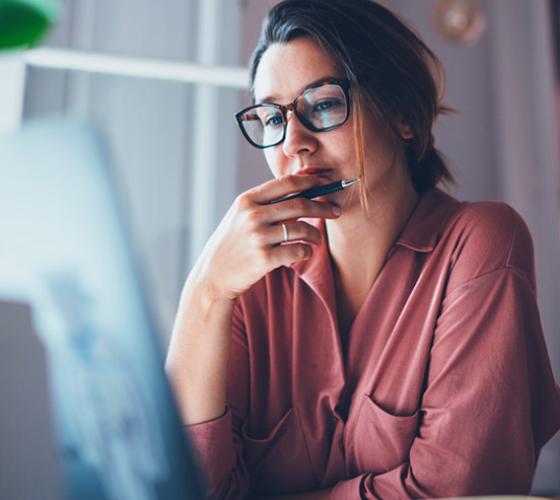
[234,78,351,149]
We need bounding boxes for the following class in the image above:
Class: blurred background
[1,0,559,494]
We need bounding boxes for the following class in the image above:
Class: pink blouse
[184,187,560,499]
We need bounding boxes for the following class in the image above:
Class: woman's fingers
[261,220,322,246]
[263,197,341,224]
[266,242,315,268]
[240,197,340,229]
[247,174,331,204]
[240,174,341,227]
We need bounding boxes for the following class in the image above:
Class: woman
[166,0,560,498]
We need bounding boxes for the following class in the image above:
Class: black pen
[268,178,360,204]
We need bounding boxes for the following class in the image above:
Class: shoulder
[444,199,536,292]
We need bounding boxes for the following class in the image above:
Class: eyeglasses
[235,78,351,149]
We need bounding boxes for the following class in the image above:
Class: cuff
[184,405,235,487]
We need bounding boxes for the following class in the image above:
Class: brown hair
[249,0,458,211]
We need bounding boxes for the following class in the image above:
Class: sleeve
[331,205,560,499]
[183,299,251,500]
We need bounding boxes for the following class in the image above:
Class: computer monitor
[0,119,206,500]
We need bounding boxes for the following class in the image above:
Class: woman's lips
[293,167,333,176]
[293,167,334,184]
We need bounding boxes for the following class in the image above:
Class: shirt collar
[289,187,461,284]
[394,186,460,252]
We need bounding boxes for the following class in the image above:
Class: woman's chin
[316,195,341,209]
[319,191,357,211]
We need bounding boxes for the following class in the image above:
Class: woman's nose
[281,110,318,159]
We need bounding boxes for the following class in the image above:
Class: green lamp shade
[0,0,60,50]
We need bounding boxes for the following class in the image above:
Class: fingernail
[332,206,342,216]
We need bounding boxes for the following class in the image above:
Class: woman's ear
[398,117,414,140]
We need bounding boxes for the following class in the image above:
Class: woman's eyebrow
[255,75,341,104]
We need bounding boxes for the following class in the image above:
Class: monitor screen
[0,119,205,500]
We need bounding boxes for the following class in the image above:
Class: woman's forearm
[165,274,235,426]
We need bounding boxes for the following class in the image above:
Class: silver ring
[281,223,289,242]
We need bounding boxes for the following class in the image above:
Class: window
[12,0,248,343]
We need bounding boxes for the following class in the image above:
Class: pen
[268,178,360,204]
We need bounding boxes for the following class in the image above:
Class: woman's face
[253,37,410,211]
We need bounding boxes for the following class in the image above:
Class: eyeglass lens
[240,83,348,147]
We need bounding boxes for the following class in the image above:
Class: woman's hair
[249,0,458,210]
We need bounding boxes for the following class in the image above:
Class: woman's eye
[264,115,283,127]
[313,99,342,113]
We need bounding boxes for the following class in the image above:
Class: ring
[281,223,289,242]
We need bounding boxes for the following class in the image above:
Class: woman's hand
[192,174,341,301]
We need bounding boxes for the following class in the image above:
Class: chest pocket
[346,394,419,475]
[242,407,318,494]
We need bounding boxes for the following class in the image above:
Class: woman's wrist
[186,249,239,301]
[181,272,236,317]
